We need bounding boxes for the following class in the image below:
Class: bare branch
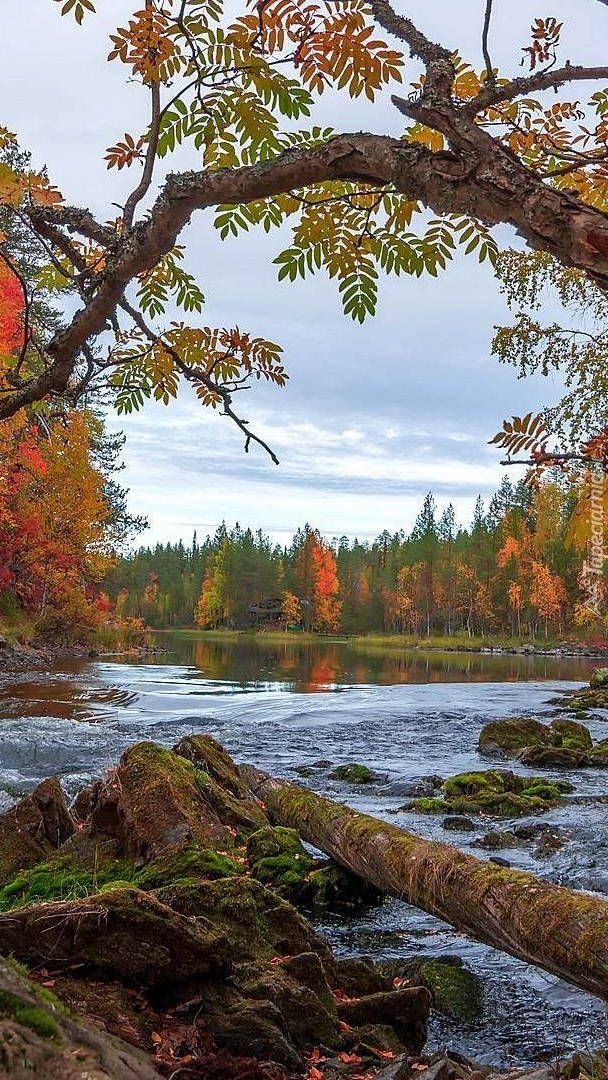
[466,64,608,117]
[118,296,280,463]
[122,12,162,235]
[481,0,495,86]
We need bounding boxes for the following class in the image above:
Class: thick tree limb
[243,767,608,1001]
[4,120,608,420]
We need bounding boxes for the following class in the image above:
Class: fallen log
[243,767,608,1001]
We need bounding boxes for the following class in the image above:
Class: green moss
[413,959,481,1021]
[0,855,134,911]
[247,826,314,899]
[332,764,375,784]
[478,717,551,757]
[0,991,60,1042]
[409,797,447,814]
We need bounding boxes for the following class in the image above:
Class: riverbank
[165,628,608,659]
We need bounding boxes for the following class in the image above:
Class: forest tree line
[102,476,606,640]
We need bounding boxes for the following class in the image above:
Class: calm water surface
[0,634,606,1067]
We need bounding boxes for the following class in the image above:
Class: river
[0,633,607,1067]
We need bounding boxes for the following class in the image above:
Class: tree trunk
[243,767,608,1001]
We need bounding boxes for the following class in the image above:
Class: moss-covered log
[243,767,608,1002]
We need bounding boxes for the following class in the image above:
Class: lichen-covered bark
[243,767,608,1001]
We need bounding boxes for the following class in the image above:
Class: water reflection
[140,634,600,692]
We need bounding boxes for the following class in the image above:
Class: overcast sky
[3,0,606,546]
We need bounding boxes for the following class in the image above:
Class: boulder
[89,742,234,862]
[336,986,431,1054]
[0,887,232,985]
[334,956,392,997]
[549,718,593,751]
[332,763,378,784]
[516,746,588,769]
[477,717,552,757]
[0,778,73,885]
[590,668,608,688]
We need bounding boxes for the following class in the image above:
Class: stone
[0,778,73,885]
[372,1055,411,1080]
[334,956,391,997]
[442,816,476,831]
[206,1000,303,1069]
[0,887,232,985]
[516,746,588,769]
[548,718,592,751]
[336,987,430,1054]
[477,717,552,758]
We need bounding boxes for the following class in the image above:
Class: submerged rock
[332,763,378,784]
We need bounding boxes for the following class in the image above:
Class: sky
[2,0,606,547]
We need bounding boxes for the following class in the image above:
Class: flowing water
[0,633,607,1068]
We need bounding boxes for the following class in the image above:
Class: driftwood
[243,767,608,1001]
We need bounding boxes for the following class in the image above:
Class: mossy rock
[246,826,315,900]
[517,746,588,769]
[237,955,340,1050]
[566,688,608,712]
[0,778,74,887]
[154,875,337,976]
[587,739,608,765]
[442,769,522,798]
[379,956,481,1022]
[173,735,268,835]
[331,763,376,784]
[590,668,608,689]
[472,830,522,851]
[410,767,568,817]
[477,717,552,758]
[0,886,233,985]
[308,862,384,910]
[90,742,234,862]
[549,718,592,752]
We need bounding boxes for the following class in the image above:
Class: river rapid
[0,634,607,1068]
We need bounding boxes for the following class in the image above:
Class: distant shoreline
[155,627,608,660]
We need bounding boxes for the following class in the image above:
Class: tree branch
[466,64,608,117]
[5,121,608,420]
[481,0,495,86]
[122,8,162,236]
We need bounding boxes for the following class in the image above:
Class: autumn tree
[2,1,608,460]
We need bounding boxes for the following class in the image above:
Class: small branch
[122,72,161,229]
[481,0,495,86]
[367,0,451,65]
[117,297,280,464]
[29,205,116,248]
[466,63,608,116]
